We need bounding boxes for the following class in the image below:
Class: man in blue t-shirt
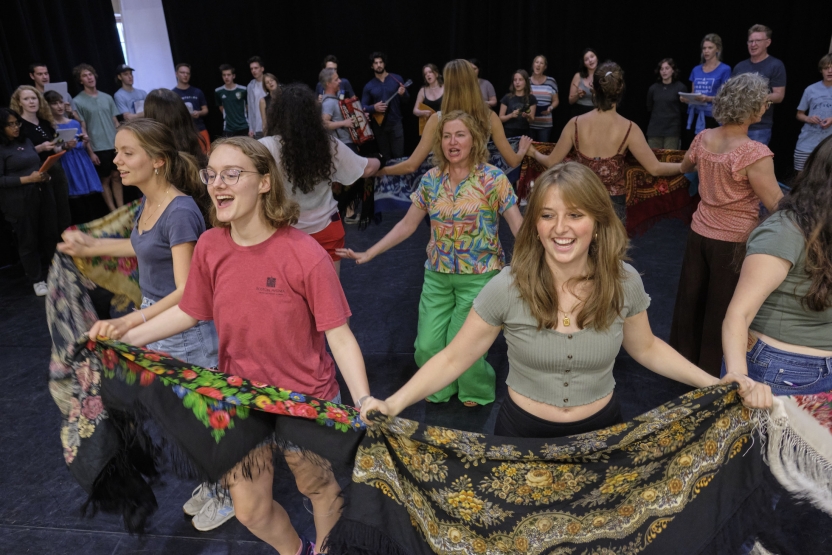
[172,63,209,148]
[362,51,409,160]
[732,24,786,145]
[114,64,147,121]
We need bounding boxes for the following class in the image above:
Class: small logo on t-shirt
[266,277,276,288]
[236,91,242,99]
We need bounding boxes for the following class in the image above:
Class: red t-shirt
[179,226,350,399]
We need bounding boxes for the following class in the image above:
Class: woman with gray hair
[669,72,783,376]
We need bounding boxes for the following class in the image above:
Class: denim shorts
[721,336,832,396]
[141,297,219,369]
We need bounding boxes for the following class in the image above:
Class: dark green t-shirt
[747,211,832,349]
[214,85,248,132]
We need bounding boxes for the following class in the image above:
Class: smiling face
[747,32,770,58]
[513,73,525,93]
[533,56,546,75]
[583,52,598,71]
[4,116,20,141]
[206,144,269,225]
[536,186,595,271]
[441,119,473,168]
[114,129,160,187]
[660,62,674,81]
[18,89,40,115]
[80,69,97,89]
[423,67,437,85]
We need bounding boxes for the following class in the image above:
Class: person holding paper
[11,85,72,234]
[0,107,52,296]
[114,64,147,121]
[681,34,731,137]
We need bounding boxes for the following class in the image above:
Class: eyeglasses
[199,168,260,186]
[5,121,21,128]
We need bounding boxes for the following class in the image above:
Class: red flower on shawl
[126,360,143,374]
[101,349,118,370]
[81,396,104,420]
[226,376,243,387]
[196,386,224,401]
[656,182,669,194]
[140,371,155,386]
[251,381,268,389]
[287,402,319,420]
[143,352,161,361]
[325,406,351,424]
[209,410,231,430]
[182,370,198,380]
[260,402,289,415]
[118,257,138,275]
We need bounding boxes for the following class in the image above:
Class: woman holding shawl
[360,162,771,436]
[723,135,832,403]
[119,136,371,555]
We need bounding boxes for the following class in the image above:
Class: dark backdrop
[0,0,124,105]
[161,0,829,178]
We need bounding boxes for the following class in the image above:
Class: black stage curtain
[161,0,828,179]
[0,0,124,106]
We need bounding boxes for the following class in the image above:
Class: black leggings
[494,392,623,439]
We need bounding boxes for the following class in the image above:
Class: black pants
[669,230,744,376]
[494,392,623,438]
[222,128,249,137]
[373,121,404,161]
[48,162,72,234]
[1,183,58,283]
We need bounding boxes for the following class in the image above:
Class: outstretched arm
[360,310,501,422]
[627,125,681,176]
[326,323,371,404]
[533,117,574,168]
[379,114,436,175]
[335,204,426,264]
[119,305,198,347]
[490,112,531,168]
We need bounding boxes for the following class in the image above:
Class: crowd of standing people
[2,19,831,555]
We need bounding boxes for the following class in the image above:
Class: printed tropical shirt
[411,163,517,274]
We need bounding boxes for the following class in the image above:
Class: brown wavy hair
[10,86,54,125]
[208,136,299,230]
[431,110,489,171]
[440,59,492,134]
[777,135,832,311]
[511,162,629,330]
[593,61,625,111]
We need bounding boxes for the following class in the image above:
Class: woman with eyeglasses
[118,136,370,555]
[669,73,783,377]
[57,119,218,363]
[0,107,52,296]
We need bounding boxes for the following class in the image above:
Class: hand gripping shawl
[47,205,832,553]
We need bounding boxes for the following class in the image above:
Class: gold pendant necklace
[563,314,571,327]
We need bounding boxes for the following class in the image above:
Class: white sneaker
[192,495,236,531]
[183,482,217,516]
[33,281,48,296]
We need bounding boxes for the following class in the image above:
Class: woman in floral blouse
[338,110,523,406]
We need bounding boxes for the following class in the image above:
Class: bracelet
[356,395,373,408]
[133,308,147,323]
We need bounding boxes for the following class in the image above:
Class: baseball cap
[115,64,135,74]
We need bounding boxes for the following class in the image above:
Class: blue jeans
[747,127,772,145]
[141,297,219,368]
[721,335,832,396]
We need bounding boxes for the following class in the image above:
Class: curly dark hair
[266,83,334,195]
[777,135,832,311]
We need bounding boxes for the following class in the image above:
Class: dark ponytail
[593,61,625,111]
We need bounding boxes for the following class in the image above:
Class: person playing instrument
[499,69,537,138]
[413,63,444,123]
[338,110,523,407]
[119,136,371,555]
[531,62,681,224]
[359,162,771,435]
[320,68,358,153]
[361,51,410,160]
[378,59,533,176]
[722,135,832,406]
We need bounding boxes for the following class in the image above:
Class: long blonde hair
[10,85,54,125]
[208,136,299,230]
[511,163,629,330]
[440,59,491,134]
[431,111,488,171]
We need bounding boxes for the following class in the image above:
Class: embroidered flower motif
[81,396,104,420]
[181,369,198,380]
[226,375,243,387]
[196,386,224,400]
[209,410,231,430]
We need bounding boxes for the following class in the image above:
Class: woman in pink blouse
[670,73,783,376]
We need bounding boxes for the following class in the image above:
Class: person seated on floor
[378,59,533,176]
[722,135,832,404]
[339,110,523,408]
[360,162,771,437]
[531,61,681,225]
[118,136,371,555]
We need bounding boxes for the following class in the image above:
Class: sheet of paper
[44,82,72,104]
[56,128,78,142]
[679,92,707,106]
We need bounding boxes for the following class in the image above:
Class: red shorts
[309,214,345,261]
